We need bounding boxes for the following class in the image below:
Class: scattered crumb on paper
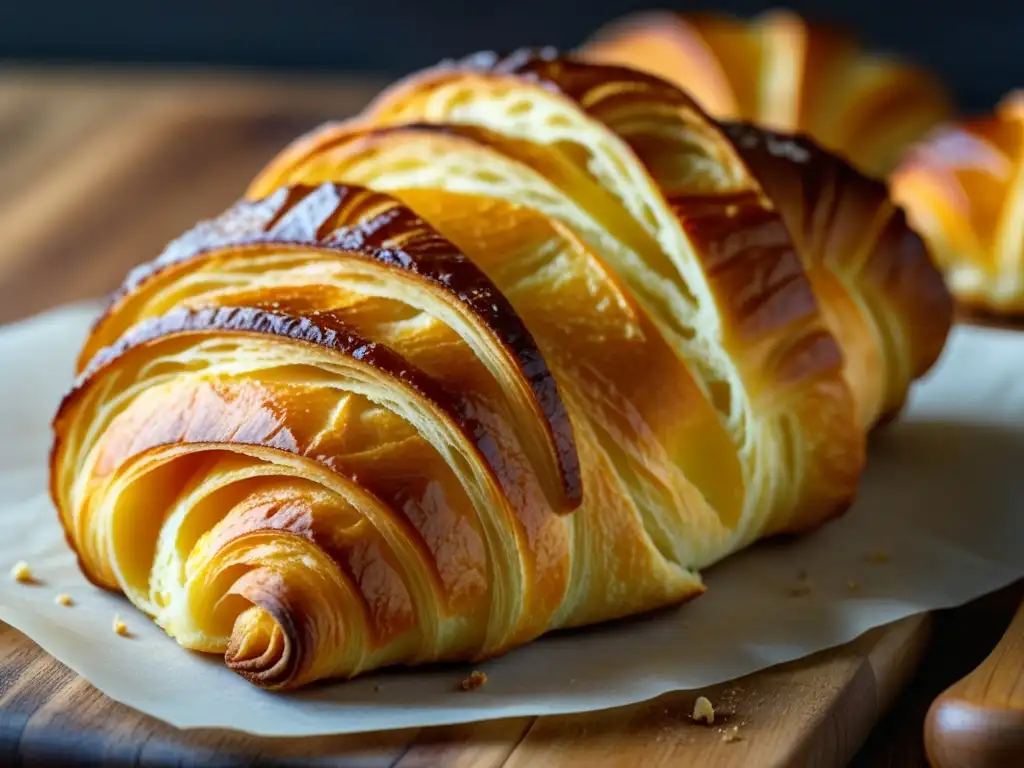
[460,671,487,691]
[10,560,33,584]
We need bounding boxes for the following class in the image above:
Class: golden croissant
[582,9,953,178]
[51,51,953,691]
[892,91,1024,315]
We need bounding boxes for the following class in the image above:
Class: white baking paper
[1,302,1023,736]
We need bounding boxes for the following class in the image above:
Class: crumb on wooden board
[692,695,714,725]
[721,724,743,743]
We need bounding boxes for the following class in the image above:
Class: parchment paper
[1,302,1022,736]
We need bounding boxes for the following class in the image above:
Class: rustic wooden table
[0,65,1017,767]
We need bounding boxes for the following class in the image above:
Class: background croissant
[582,9,954,179]
[50,51,953,691]
[892,91,1024,315]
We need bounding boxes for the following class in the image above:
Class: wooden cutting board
[0,616,931,767]
[0,66,934,767]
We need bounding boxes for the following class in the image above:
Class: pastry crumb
[864,550,889,564]
[112,614,131,637]
[54,593,73,607]
[460,671,487,691]
[10,560,34,584]
[721,725,742,743]
[789,583,812,597]
[692,695,715,725]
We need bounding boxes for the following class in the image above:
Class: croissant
[581,9,953,178]
[891,91,1024,315]
[51,51,952,690]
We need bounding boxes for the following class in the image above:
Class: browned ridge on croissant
[72,304,503,449]
[83,182,581,510]
[440,47,708,112]
[50,49,953,691]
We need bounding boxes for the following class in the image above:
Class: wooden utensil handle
[925,598,1024,767]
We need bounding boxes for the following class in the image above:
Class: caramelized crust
[892,92,1024,315]
[669,192,860,534]
[582,9,953,177]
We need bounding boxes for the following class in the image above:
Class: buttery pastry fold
[52,51,953,691]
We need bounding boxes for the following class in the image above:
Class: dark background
[0,1,1020,113]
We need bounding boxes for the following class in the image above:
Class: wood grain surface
[0,65,1014,768]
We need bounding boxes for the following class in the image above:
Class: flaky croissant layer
[51,51,952,690]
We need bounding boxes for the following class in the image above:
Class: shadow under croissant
[159,418,1024,702]
[957,305,1024,329]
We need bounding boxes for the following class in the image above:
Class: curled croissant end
[723,123,954,426]
[53,303,573,688]
[891,91,1024,316]
[581,9,953,178]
